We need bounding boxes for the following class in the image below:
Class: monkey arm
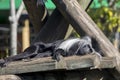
[0,45,38,67]
[0,42,55,67]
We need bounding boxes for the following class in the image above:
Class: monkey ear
[82,36,91,43]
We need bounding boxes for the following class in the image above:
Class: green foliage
[88,7,120,39]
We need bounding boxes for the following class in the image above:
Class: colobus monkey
[0,36,100,67]
[52,36,95,61]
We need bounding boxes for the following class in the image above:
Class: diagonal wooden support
[52,0,120,72]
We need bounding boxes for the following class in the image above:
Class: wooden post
[22,20,30,51]
[23,0,48,33]
[52,0,120,72]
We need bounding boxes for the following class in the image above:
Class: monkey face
[77,43,94,55]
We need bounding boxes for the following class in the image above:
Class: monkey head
[76,36,94,55]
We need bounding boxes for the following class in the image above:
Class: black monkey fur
[0,36,97,67]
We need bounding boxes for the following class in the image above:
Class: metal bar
[9,0,17,55]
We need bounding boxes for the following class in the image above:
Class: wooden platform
[0,54,116,75]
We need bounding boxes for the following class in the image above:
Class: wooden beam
[52,0,120,72]
[0,55,116,75]
[23,0,48,33]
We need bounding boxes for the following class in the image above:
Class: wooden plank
[0,58,57,75]
[52,0,120,72]
[0,55,116,75]
[0,75,21,80]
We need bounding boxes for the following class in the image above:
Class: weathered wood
[0,75,21,80]
[52,0,120,72]
[0,55,116,75]
[33,0,92,43]
[23,0,48,33]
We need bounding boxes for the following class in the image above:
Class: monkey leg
[52,49,65,61]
